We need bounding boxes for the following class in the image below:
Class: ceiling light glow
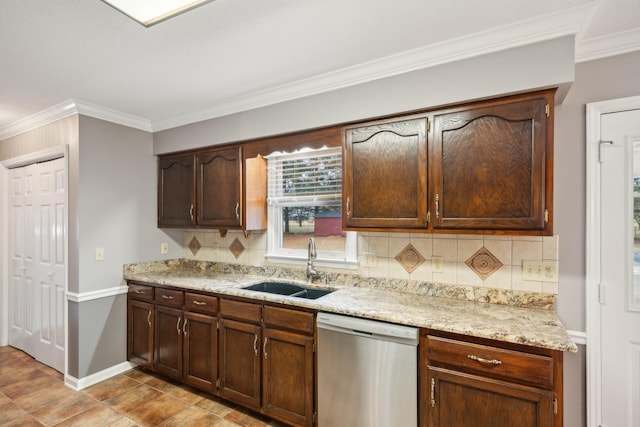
[102,0,213,27]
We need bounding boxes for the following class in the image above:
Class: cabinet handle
[346,197,351,218]
[430,378,435,407]
[467,354,502,365]
[134,289,146,294]
[192,300,207,306]
[176,317,182,335]
[435,194,440,219]
[263,337,268,359]
[189,204,194,221]
[253,334,258,356]
[183,318,188,336]
[161,295,174,300]
[235,202,240,220]
[147,310,151,327]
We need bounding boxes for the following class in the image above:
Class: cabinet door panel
[344,116,428,229]
[262,328,314,426]
[432,95,550,231]
[183,312,217,393]
[197,147,242,228]
[158,154,195,227]
[428,367,553,427]
[127,299,153,368]
[154,305,183,380]
[219,318,261,410]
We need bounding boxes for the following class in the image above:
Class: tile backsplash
[183,231,559,294]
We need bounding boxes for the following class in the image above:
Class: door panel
[599,109,640,427]
[8,158,65,373]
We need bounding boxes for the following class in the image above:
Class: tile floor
[0,346,288,427]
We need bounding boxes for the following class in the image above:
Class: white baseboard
[64,360,136,391]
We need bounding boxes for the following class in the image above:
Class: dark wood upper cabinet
[158,153,196,228]
[197,147,243,228]
[431,91,553,233]
[158,145,266,231]
[343,115,429,229]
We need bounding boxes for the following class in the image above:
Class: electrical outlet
[362,252,377,267]
[432,256,443,273]
[95,247,104,261]
[161,242,169,254]
[522,260,557,282]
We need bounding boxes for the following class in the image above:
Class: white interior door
[597,108,640,427]
[9,157,65,373]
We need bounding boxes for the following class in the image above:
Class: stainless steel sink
[242,282,334,300]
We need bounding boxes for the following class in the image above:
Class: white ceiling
[0,0,639,136]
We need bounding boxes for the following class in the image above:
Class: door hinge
[545,103,550,117]
[553,397,558,414]
[544,209,549,224]
[599,284,605,304]
[599,140,614,163]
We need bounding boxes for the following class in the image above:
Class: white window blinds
[267,147,342,203]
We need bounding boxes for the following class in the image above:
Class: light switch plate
[432,256,443,273]
[161,242,169,254]
[95,247,104,261]
[522,260,557,282]
[362,252,377,267]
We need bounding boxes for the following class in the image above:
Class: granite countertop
[124,260,578,353]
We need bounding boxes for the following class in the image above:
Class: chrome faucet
[306,237,320,282]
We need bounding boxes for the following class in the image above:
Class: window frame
[264,147,357,269]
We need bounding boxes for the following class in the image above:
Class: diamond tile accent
[394,243,425,274]
[465,246,503,280]
[229,238,245,259]
[188,236,201,256]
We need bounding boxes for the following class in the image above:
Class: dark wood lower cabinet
[218,318,262,410]
[262,328,314,426]
[183,311,218,393]
[154,305,183,380]
[127,299,153,368]
[427,367,553,427]
[421,331,562,427]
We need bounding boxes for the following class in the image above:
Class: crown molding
[74,100,152,132]
[151,3,595,131]
[575,27,640,63]
[0,99,152,140]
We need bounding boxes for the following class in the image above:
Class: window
[265,147,357,268]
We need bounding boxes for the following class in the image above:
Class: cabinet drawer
[185,293,218,314]
[426,335,553,388]
[155,288,184,308]
[220,299,261,323]
[263,306,314,335]
[128,283,154,301]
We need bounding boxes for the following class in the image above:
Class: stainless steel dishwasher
[317,312,419,427]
